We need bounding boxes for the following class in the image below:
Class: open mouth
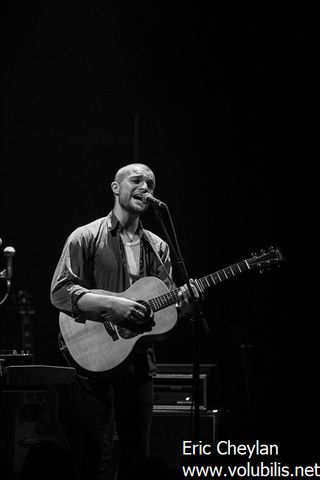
[132,193,145,202]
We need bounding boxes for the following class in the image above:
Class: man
[50,163,198,479]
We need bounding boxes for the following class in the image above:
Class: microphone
[142,193,166,208]
[3,246,15,284]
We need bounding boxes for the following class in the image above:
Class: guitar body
[59,247,283,375]
[59,276,177,374]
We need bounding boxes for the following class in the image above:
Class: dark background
[0,1,313,466]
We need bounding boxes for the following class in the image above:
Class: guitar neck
[149,259,251,313]
[196,259,250,292]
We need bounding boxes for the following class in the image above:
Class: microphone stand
[0,271,11,306]
[153,204,209,442]
[0,246,15,306]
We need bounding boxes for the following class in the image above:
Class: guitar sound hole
[117,300,155,338]
[138,300,152,318]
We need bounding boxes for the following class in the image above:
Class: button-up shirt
[50,210,174,375]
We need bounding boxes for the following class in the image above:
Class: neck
[113,206,139,234]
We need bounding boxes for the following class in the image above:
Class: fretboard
[196,260,250,292]
[148,259,251,313]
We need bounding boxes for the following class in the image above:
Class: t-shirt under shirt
[122,238,141,284]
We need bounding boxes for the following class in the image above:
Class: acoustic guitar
[59,247,283,374]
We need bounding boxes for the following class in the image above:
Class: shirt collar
[106,210,144,236]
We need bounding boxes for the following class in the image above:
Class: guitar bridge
[101,313,119,341]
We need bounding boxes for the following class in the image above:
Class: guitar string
[146,256,277,313]
[148,262,249,312]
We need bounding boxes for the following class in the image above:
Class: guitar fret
[202,262,249,289]
[170,290,179,304]
[150,259,251,313]
[158,296,167,308]
[154,298,161,310]
[239,261,249,272]
[223,268,232,278]
[195,279,204,293]
[229,262,246,275]
[149,290,180,313]
[200,278,207,290]
[153,298,162,311]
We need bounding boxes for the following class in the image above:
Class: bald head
[113,163,155,188]
[111,163,156,217]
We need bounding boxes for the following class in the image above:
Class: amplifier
[0,350,34,379]
[153,373,208,411]
[153,363,219,411]
[151,409,220,468]
[0,349,34,365]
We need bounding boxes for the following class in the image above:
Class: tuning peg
[251,252,257,257]
[259,249,266,255]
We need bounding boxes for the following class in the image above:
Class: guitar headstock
[248,247,284,272]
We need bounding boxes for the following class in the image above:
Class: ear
[111,181,119,195]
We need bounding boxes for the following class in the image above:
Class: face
[112,165,156,214]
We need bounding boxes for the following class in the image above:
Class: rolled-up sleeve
[50,229,92,318]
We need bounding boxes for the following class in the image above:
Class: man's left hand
[177,279,203,318]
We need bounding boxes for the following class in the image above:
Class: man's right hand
[107,296,149,324]
[76,291,150,325]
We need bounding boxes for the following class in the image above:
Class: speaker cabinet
[150,409,220,468]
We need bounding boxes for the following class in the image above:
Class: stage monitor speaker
[150,409,220,469]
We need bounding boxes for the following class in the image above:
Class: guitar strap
[143,230,175,289]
